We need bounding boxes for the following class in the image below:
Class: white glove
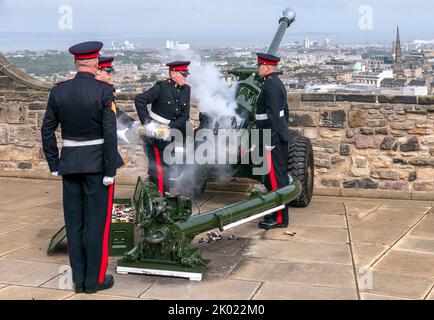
[140,121,171,141]
[143,122,157,136]
[51,172,58,176]
[103,176,115,186]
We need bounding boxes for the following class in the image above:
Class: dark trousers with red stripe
[62,172,114,286]
[145,139,170,195]
[263,141,289,224]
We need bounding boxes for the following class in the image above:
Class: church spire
[393,26,405,79]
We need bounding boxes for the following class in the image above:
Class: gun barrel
[267,7,296,56]
[177,180,301,238]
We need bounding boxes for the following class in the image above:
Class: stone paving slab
[0,219,63,245]
[0,195,62,212]
[42,271,155,298]
[243,239,352,265]
[0,206,64,225]
[252,282,358,300]
[41,201,63,211]
[426,211,434,220]
[0,258,62,287]
[0,241,29,257]
[344,201,380,218]
[378,204,432,214]
[427,291,434,300]
[0,181,60,205]
[374,250,434,279]
[67,293,142,300]
[289,201,345,215]
[410,218,434,239]
[394,237,434,255]
[0,285,75,300]
[263,225,349,244]
[140,278,261,300]
[357,270,434,299]
[200,253,241,279]
[194,236,249,257]
[229,258,356,290]
[290,213,347,229]
[4,239,77,265]
[363,209,426,227]
[360,293,410,300]
[0,220,30,235]
[349,221,409,246]
[351,242,389,267]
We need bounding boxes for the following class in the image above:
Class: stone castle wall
[0,53,433,199]
[287,93,434,199]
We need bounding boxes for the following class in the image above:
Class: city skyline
[0,0,433,50]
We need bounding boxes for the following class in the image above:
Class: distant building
[111,41,135,51]
[380,76,428,95]
[367,56,393,72]
[303,38,310,49]
[305,83,340,93]
[380,78,406,88]
[166,40,190,51]
[404,68,423,79]
[233,51,252,58]
[352,70,393,87]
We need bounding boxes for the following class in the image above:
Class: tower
[393,26,406,79]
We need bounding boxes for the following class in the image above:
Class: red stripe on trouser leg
[99,182,114,284]
[154,147,164,195]
[266,149,282,223]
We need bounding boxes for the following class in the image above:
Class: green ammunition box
[109,198,135,257]
[48,177,145,257]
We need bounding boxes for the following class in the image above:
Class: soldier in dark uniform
[135,61,191,195]
[41,41,124,293]
[96,56,136,130]
[255,53,290,229]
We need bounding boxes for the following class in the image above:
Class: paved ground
[0,177,433,300]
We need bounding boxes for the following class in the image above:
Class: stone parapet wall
[288,93,434,198]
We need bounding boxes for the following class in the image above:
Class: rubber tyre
[288,136,314,207]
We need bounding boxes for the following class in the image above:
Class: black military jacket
[135,79,190,133]
[41,72,124,177]
[255,73,290,143]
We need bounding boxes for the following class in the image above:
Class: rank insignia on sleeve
[111,101,116,114]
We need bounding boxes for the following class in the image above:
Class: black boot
[85,274,114,294]
[263,212,277,222]
[74,283,85,294]
[258,220,288,229]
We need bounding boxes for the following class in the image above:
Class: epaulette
[54,78,73,86]
[159,79,172,85]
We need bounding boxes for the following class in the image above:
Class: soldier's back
[54,72,113,141]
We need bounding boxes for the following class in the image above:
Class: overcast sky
[0,0,433,50]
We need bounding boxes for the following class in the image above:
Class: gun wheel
[287,136,314,207]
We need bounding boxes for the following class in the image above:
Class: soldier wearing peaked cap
[41,41,124,294]
[96,56,136,130]
[255,53,291,229]
[135,61,191,195]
